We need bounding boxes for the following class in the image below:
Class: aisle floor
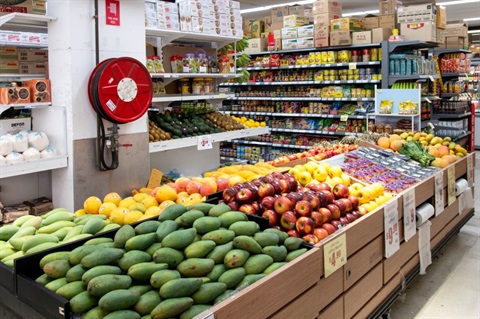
[388,152,480,319]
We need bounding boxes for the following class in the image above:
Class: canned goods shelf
[237,61,381,72]
[235,43,382,57]
[431,112,471,119]
[270,128,358,136]
[220,80,381,86]
[145,27,242,48]
[227,97,375,102]
[151,93,235,104]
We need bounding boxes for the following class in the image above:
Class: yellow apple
[328,165,343,178]
[298,171,312,186]
[313,166,328,182]
[341,173,351,186]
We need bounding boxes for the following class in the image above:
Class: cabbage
[0,136,13,156]
[11,133,28,153]
[5,152,24,164]
[23,147,41,161]
[28,132,49,151]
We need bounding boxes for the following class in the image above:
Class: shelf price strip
[447,165,456,206]
[435,171,444,216]
[323,232,347,278]
[384,199,400,258]
[403,189,416,241]
[467,153,474,188]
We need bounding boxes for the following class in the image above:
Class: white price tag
[197,135,213,151]
[403,189,416,240]
[225,111,231,116]
[424,97,431,103]
[349,63,357,70]
[467,153,474,188]
[435,171,444,216]
[340,114,349,121]
[323,233,347,278]
[384,199,400,258]
[447,166,456,206]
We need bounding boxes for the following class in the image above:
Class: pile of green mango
[0,209,119,267]
[34,203,308,319]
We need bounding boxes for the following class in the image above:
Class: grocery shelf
[150,72,239,85]
[388,40,437,53]
[434,49,471,55]
[270,128,357,136]
[431,112,471,119]
[151,93,235,104]
[231,139,313,150]
[437,131,471,142]
[149,127,270,153]
[239,42,382,57]
[222,111,367,119]
[0,41,47,48]
[0,13,56,31]
[388,74,438,86]
[220,80,381,86]
[369,113,420,117]
[237,61,381,71]
[0,155,68,179]
[145,27,241,48]
[0,73,46,79]
[441,72,469,77]
[231,139,271,146]
[0,102,51,116]
[227,96,375,102]
[271,143,311,150]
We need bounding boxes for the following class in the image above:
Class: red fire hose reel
[88,57,153,124]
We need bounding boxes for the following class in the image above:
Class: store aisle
[388,152,480,319]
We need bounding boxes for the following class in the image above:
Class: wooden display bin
[383,233,419,284]
[318,296,345,319]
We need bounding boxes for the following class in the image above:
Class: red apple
[322,223,336,235]
[311,211,324,228]
[347,195,359,209]
[260,196,276,210]
[332,183,349,199]
[331,220,342,230]
[280,211,297,230]
[302,193,320,210]
[216,178,229,191]
[236,188,255,203]
[239,204,256,214]
[262,175,275,184]
[333,200,347,217]
[339,198,353,213]
[287,154,298,161]
[272,225,282,231]
[227,201,239,211]
[297,187,310,193]
[318,183,332,192]
[251,201,261,214]
[321,191,335,206]
[287,229,301,238]
[345,212,357,223]
[251,178,263,187]
[307,183,324,192]
[270,180,283,194]
[257,183,275,198]
[326,203,341,220]
[274,197,294,215]
[303,234,319,244]
[339,217,349,227]
[351,210,362,219]
[278,179,291,194]
[358,206,368,216]
[262,209,280,227]
[272,171,284,179]
[295,200,312,217]
[233,183,244,191]
[313,228,329,241]
[223,187,238,203]
[285,176,298,192]
[318,207,333,224]
[296,216,315,235]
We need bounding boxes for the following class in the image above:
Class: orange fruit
[377,137,390,149]
[155,185,177,203]
[98,202,117,217]
[103,192,122,206]
[83,196,102,214]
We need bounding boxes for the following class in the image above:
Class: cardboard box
[436,28,445,44]
[273,29,282,39]
[400,21,436,42]
[0,117,31,135]
[397,12,436,23]
[379,14,396,29]
[313,12,341,27]
[313,0,342,15]
[19,61,47,74]
[314,25,329,37]
[379,0,402,15]
[288,5,308,16]
[363,16,379,30]
[281,27,298,39]
[446,22,468,38]
[0,59,19,74]
[330,18,363,31]
[17,48,48,62]
[400,2,436,14]
[283,15,310,27]
[271,6,289,24]
[298,24,314,37]
[1,205,30,224]
[436,5,446,29]
[228,0,240,9]
[156,1,178,14]
[145,18,157,28]
[314,35,329,47]
[352,30,372,44]
[442,37,465,49]
[0,31,21,44]
[282,38,298,50]
[297,37,314,49]
[178,1,211,18]
[264,16,274,33]
[23,196,53,216]
[0,46,17,59]
[244,20,264,38]
[0,0,46,16]
[330,30,352,46]
[372,27,391,42]
[245,38,267,53]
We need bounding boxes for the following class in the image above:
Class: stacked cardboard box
[442,21,468,49]
[313,0,342,47]
[145,1,179,30]
[379,0,401,29]
[0,47,47,74]
[398,3,438,42]
[0,0,46,16]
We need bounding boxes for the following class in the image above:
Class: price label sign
[340,114,349,121]
[447,165,456,206]
[348,63,357,70]
[428,75,435,82]
[467,153,474,187]
[384,199,400,258]
[403,189,416,240]
[323,233,347,278]
[424,97,431,103]
[435,171,444,216]
[147,169,163,189]
[197,135,213,151]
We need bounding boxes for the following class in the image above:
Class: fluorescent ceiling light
[468,30,480,33]
[343,10,379,17]
[464,17,480,21]
[240,0,314,14]
[436,0,479,6]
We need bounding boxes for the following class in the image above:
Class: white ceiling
[239,0,480,27]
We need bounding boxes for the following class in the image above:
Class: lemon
[83,196,102,214]
[103,192,122,206]
[98,202,117,217]
[124,210,144,225]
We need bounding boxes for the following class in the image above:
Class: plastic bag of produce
[40,146,57,158]
[5,152,24,164]
[0,136,13,156]
[28,132,49,151]
[23,147,41,161]
[11,133,28,153]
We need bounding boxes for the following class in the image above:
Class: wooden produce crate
[318,296,345,319]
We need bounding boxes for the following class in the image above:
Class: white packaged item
[145,9,157,20]
[157,1,178,14]
[228,0,240,9]
[145,1,156,12]
[5,152,24,164]
[0,31,21,43]
[11,133,28,153]
[19,130,32,138]
[28,131,49,151]
[23,147,41,161]
[41,146,57,158]
[0,135,13,156]
[0,155,5,165]
[145,18,157,28]
[178,1,210,18]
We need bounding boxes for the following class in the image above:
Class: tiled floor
[388,152,480,319]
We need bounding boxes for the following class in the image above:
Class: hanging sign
[106,0,120,26]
